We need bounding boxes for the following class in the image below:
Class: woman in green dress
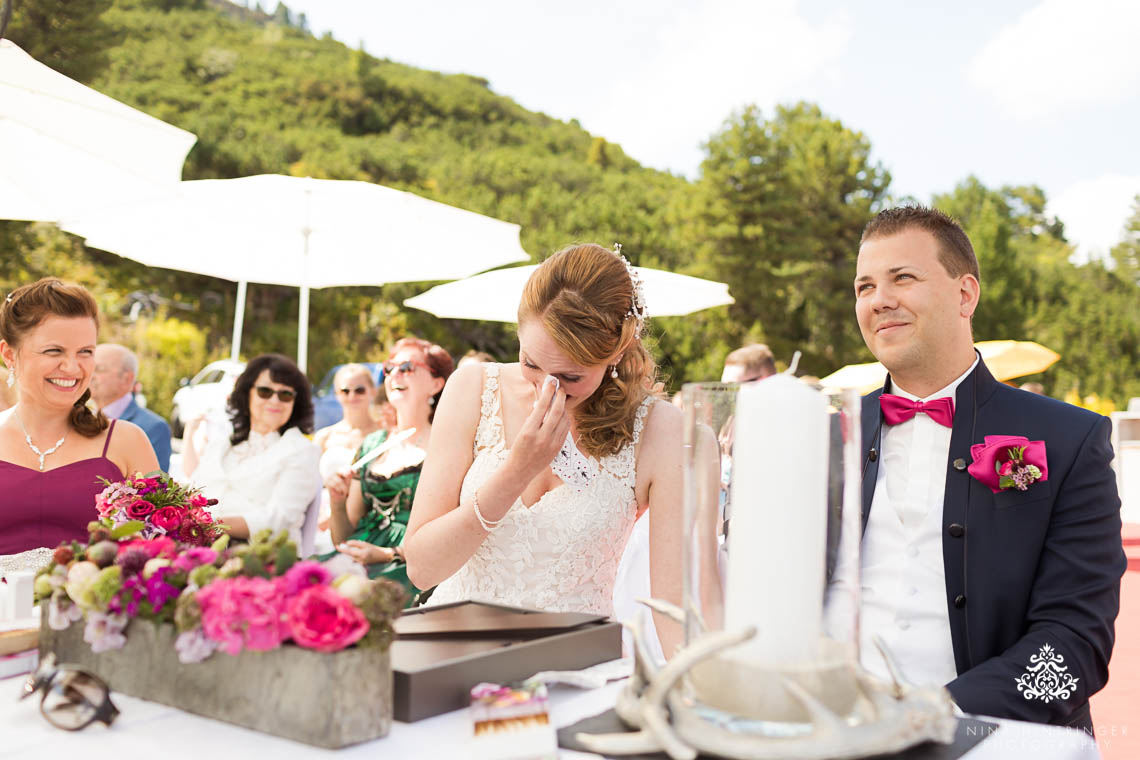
[322,338,454,604]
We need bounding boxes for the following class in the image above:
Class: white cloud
[586,1,853,176]
[1049,174,1140,260]
[288,0,851,177]
[968,0,1140,119]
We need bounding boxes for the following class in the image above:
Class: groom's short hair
[861,206,980,285]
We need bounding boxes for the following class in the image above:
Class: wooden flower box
[39,617,391,749]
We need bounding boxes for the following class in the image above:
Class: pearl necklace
[14,411,68,471]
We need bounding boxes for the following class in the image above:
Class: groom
[854,206,1125,731]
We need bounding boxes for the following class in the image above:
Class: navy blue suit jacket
[119,397,172,473]
[861,358,1125,731]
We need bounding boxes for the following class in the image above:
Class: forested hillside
[3,0,1138,419]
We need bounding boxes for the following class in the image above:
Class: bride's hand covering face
[404,243,699,655]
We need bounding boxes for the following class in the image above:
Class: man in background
[91,343,171,472]
[720,343,777,384]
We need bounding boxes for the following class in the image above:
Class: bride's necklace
[13,411,68,471]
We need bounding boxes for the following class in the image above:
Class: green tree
[5,0,115,81]
[680,102,891,377]
[1111,194,1140,286]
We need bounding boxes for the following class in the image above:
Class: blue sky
[284,0,1140,259]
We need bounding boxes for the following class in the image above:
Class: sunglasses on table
[254,385,297,402]
[21,653,119,731]
[337,385,370,396]
[383,360,429,376]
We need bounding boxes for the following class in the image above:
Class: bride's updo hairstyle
[0,278,108,437]
[518,243,658,459]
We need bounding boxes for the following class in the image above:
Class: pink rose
[151,506,186,533]
[197,577,289,655]
[287,585,370,653]
[190,494,210,508]
[124,498,157,520]
[116,537,177,559]
[998,461,1014,477]
[189,507,214,525]
[967,435,1049,494]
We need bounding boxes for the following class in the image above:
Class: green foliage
[4,0,116,81]
[671,103,890,379]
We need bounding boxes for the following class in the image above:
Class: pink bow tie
[879,394,955,428]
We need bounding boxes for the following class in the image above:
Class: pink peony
[287,585,370,653]
[124,498,157,520]
[189,507,215,524]
[197,577,289,655]
[173,547,219,573]
[151,506,187,533]
[278,560,333,597]
[190,494,210,508]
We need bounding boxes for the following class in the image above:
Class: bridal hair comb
[611,243,648,325]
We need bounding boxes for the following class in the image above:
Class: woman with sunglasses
[183,354,320,546]
[321,338,453,601]
[1,279,159,568]
[314,363,380,479]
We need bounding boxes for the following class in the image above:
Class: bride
[405,243,706,654]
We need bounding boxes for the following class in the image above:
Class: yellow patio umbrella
[820,340,1060,394]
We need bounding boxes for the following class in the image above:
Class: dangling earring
[610,365,619,380]
[428,396,436,406]
[5,365,14,388]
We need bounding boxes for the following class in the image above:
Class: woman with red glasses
[184,354,321,547]
[321,338,453,603]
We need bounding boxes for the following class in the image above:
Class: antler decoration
[577,599,957,760]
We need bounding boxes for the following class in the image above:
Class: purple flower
[173,547,219,573]
[145,567,180,613]
[279,560,333,597]
[83,611,129,653]
[175,628,219,664]
[109,575,146,617]
[116,547,149,577]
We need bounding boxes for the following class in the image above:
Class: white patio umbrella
[402,264,734,322]
[61,174,530,371]
[0,40,196,222]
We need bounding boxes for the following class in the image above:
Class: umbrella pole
[298,283,310,374]
[231,280,247,362]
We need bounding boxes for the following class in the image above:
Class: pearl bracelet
[472,489,503,532]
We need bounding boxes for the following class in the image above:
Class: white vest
[859,358,977,686]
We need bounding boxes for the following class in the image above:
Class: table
[0,677,1102,760]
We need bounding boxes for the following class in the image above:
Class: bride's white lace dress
[429,364,651,616]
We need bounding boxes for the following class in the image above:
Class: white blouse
[192,428,321,546]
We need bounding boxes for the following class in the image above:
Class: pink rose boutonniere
[967,435,1049,494]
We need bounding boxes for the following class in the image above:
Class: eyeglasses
[254,385,296,402]
[21,653,119,731]
[337,385,369,396]
[383,360,429,377]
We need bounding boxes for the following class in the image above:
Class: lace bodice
[429,364,651,616]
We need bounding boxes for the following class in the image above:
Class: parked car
[312,362,384,431]
[170,359,246,439]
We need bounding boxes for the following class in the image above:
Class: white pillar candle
[725,374,829,665]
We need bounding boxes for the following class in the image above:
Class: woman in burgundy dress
[0,279,158,568]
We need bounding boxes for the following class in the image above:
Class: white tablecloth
[0,677,1101,760]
